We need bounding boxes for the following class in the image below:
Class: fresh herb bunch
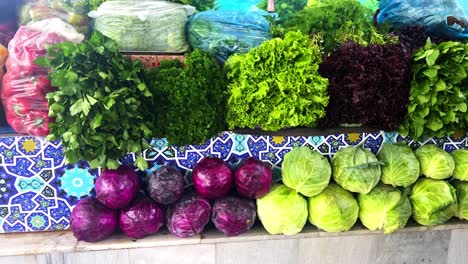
[37,32,154,170]
[225,31,329,131]
[400,40,468,140]
[151,50,227,146]
[88,0,107,10]
[169,0,218,11]
[284,0,392,54]
[258,0,307,23]
[319,42,411,131]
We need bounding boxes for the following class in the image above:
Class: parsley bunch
[38,33,154,170]
[151,50,227,146]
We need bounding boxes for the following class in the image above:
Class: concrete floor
[1,228,467,264]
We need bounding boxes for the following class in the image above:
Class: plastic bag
[0,44,7,128]
[217,0,261,11]
[19,0,90,35]
[377,0,468,39]
[89,1,195,52]
[188,10,271,62]
[1,18,84,137]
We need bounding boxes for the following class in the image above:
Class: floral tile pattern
[0,132,466,233]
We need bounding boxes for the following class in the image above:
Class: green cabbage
[454,181,468,221]
[308,183,358,232]
[453,150,468,181]
[377,144,420,187]
[415,145,455,180]
[282,147,331,197]
[358,184,412,234]
[332,146,381,194]
[410,178,457,226]
[257,184,308,235]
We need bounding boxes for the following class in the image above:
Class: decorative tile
[0,131,465,233]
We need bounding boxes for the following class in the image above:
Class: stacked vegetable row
[71,145,468,242]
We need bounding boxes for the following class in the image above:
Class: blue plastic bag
[188,10,271,62]
[377,0,468,39]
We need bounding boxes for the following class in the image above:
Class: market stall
[0,0,467,261]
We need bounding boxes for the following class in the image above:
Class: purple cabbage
[192,157,233,199]
[71,198,117,242]
[119,198,165,239]
[234,157,272,199]
[147,165,185,205]
[95,166,140,209]
[166,192,211,238]
[212,196,256,236]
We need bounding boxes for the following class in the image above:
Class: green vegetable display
[332,146,381,194]
[169,0,218,11]
[257,184,308,235]
[453,150,468,181]
[358,184,412,234]
[282,147,331,197]
[454,181,468,221]
[377,144,420,187]
[151,50,227,146]
[400,41,468,140]
[415,145,455,180]
[308,183,358,232]
[89,1,194,52]
[284,0,390,53]
[410,178,457,226]
[38,33,154,170]
[258,0,307,23]
[225,31,329,131]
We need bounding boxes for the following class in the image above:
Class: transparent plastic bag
[19,0,90,35]
[377,0,468,39]
[89,1,195,52]
[1,18,84,137]
[188,10,271,62]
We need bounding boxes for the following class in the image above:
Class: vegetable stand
[0,0,468,262]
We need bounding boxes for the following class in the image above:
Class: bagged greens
[188,10,271,62]
[257,184,308,235]
[89,1,195,52]
[308,183,358,232]
[332,146,381,194]
[378,144,420,187]
[358,184,412,234]
[410,178,457,226]
[282,146,331,197]
[415,145,455,180]
[453,149,468,181]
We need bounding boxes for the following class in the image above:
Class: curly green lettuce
[225,31,329,131]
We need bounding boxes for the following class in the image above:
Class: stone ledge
[1,219,468,257]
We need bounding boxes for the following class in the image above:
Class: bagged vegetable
[1,18,84,136]
[377,0,468,39]
[89,1,195,52]
[19,0,90,35]
[188,10,271,62]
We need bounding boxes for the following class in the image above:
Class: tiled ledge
[2,220,468,257]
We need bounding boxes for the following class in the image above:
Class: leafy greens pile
[319,42,411,130]
[38,33,154,170]
[257,0,307,23]
[284,0,391,54]
[400,41,468,139]
[225,31,329,131]
[169,0,217,11]
[151,50,227,146]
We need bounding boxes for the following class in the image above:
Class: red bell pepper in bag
[1,18,84,137]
